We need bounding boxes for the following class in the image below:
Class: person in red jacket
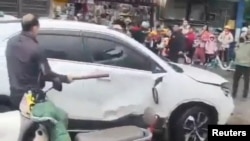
[185,26,196,59]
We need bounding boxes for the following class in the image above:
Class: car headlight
[221,82,231,97]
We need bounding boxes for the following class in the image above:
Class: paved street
[208,67,250,124]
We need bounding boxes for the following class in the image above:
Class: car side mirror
[104,47,123,59]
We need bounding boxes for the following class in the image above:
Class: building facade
[0,0,51,17]
[159,0,245,40]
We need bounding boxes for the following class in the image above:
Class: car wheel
[170,106,215,141]
[0,105,11,113]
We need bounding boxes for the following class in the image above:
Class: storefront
[0,0,51,17]
[53,0,69,6]
[94,0,157,6]
[91,0,164,27]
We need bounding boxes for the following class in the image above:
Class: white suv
[0,19,234,141]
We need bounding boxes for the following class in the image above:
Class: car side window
[37,34,85,62]
[85,38,115,61]
[86,37,151,71]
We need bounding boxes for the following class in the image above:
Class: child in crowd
[193,36,206,65]
[205,34,218,63]
[158,35,170,56]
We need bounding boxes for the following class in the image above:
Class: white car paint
[0,19,234,125]
[0,111,49,141]
[0,15,18,21]
[176,63,227,84]
[0,23,21,41]
[0,111,21,141]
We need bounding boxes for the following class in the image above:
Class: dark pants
[168,54,179,63]
[205,54,215,63]
[186,47,195,59]
[229,42,236,61]
[232,65,250,98]
[219,48,229,63]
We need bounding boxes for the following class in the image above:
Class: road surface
[208,67,250,124]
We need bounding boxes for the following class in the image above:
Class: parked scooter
[0,75,152,141]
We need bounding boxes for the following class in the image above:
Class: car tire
[0,105,11,113]
[169,106,215,141]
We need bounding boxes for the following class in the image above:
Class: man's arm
[35,48,71,83]
[217,33,223,43]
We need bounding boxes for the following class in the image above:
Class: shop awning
[94,0,157,6]
[69,0,168,7]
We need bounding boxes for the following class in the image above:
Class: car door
[80,32,160,120]
[0,39,9,95]
[36,30,101,119]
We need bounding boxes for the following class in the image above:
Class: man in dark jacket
[168,25,186,62]
[130,22,148,44]
[5,13,73,109]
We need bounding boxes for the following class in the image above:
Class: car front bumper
[216,94,235,124]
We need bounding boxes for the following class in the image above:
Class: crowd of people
[55,1,234,66]
[113,19,236,67]
[54,1,246,69]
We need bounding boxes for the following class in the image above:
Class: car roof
[0,19,115,41]
[0,15,18,21]
[39,19,109,31]
[0,18,109,31]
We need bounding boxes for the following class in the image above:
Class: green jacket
[235,42,250,67]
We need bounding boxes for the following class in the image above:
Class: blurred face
[210,36,215,41]
[156,28,161,33]
[163,37,169,46]
[224,28,229,33]
[203,25,207,30]
[183,20,188,26]
[31,25,40,36]
[173,25,179,31]
[189,27,193,33]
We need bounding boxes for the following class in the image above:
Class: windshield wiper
[168,63,184,73]
[159,56,184,73]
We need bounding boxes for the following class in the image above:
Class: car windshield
[0,22,21,41]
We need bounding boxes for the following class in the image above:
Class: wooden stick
[72,74,109,80]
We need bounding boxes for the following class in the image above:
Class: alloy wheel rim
[183,112,209,141]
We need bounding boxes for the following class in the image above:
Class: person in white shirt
[241,27,248,40]
[218,25,234,65]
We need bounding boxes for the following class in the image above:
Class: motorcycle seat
[74,126,148,141]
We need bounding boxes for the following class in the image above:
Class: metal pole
[150,6,154,29]
[48,0,53,17]
[17,0,22,17]
[186,0,191,20]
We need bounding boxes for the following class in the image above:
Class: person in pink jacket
[205,34,217,63]
[193,25,211,65]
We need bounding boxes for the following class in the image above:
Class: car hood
[175,64,227,85]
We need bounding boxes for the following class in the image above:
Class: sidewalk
[227,99,250,124]
[209,67,250,124]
